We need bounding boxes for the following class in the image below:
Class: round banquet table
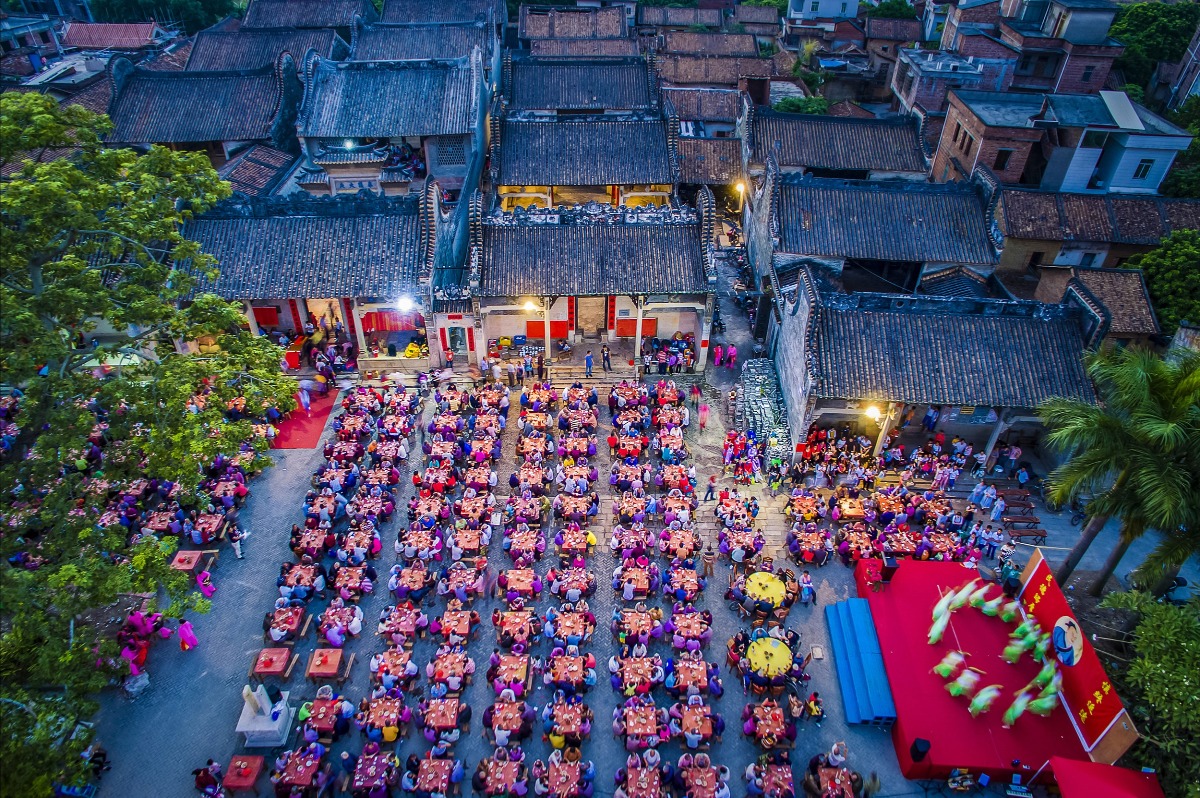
[745,572,786,607]
[747,637,792,677]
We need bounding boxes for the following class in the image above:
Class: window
[1027,251,1044,269]
[840,2,847,12]
[436,137,466,166]
[810,1,819,12]
[1133,158,1154,180]
[961,133,974,156]
[1081,65,1095,83]
[952,122,964,145]
[993,149,1013,171]
[1080,252,1097,268]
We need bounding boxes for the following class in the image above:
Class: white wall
[790,0,859,21]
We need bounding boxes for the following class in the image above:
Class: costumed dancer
[946,667,983,698]
[968,684,1003,717]
[932,650,967,679]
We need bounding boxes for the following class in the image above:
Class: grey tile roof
[496,117,673,186]
[777,177,997,265]
[351,21,490,61]
[479,208,709,297]
[506,57,654,111]
[677,137,743,185]
[917,265,990,298]
[997,189,1200,246]
[518,5,628,39]
[662,87,742,121]
[637,7,722,28]
[810,293,1096,407]
[380,0,497,24]
[185,196,423,299]
[1068,268,1159,336]
[298,57,477,139]
[107,64,285,144]
[655,54,775,86]
[218,145,297,196]
[186,28,344,71]
[752,109,926,173]
[661,31,758,57]
[242,0,376,29]
[530,38,640,56]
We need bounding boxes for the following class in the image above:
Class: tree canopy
[773,96,830,115]
[91,0,238,34]
[0,91,296,796]
[1125,230,1200,336]
[1041,347,1200,593]
[866,0,918,20]
[1108,2,1200,89]
[1100,592,1200,798]
[1160,97,1200,200]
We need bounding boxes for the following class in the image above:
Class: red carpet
[862,561,1087,780]
[273,389,337,449]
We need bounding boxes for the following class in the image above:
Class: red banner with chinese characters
[1019,550,1124,750]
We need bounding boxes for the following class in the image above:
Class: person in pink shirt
[726,345,738,370]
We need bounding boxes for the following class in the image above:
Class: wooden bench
[1002,516,1041,529]
[1009,530,1048,546]
[337,652,356,685]
[1004,500,1035,511]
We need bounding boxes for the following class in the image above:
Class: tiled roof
[479,209,708,297]
[677,137,743,184]
[242,0,376,28]
[656,54,775,86]
[380,0,496,24]
[530,38,640,56]
[61,22,165,50]
[1069,268,1159,336]
[752,110,926,173]
[997,189,1200,245]
[496,117,673,186]
[186,196,423,299]
[661,31,758,57]
[777,178,996,265]
[918,265,990,298]
[865,17,922,41]
[518,5,628,39]
[187,28,342,71]
[638,6,723,27]
[733,4,781,25]
[63,75,113,114]
[662,87,742,121]
[218,145,297,196]
[108,63,285,144]
[351,21,490,61]
[298,57,476,139]
[507,57,654,111]
[810,294,1095,406]
[143,40,192,70]
[827,100,874,119]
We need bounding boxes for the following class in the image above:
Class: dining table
[351,753,390,791]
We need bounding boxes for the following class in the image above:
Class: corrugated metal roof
[242,0,376,28]
[298,57,476,139]
[187,28,342,71]
[480,220,708,296]
[108,66,283,144]
[811,299,1095,406]
[777,178,996,265]
[507,58,653,111]
[352,22,490,61]
[496,117,673,186]
[186,199,422,299]
[752,110,926,173]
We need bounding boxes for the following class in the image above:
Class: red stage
[272,389,336,449]
[860,561,1089,780]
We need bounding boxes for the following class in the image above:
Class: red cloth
[273,390,337,449]
[1050,757,1164,798]
[859,561,1089,780]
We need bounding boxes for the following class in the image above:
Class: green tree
[1109,2,1200,89]
[773,96,830,114]
[743,0,788,14]
[1125,231,1200,336]
[1160,97,1200,199]
[866,0,918,20]
[1041,347,1200,596]
[0,691,94,798]
[91,0,238,34]
[1099,592,1200,798]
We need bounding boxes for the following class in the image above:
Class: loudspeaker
[881,555,900,583]
[910,738,931,762]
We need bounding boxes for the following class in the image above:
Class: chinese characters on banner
[1019,550,1124,750]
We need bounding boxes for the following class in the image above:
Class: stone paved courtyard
[89,250,1198,797]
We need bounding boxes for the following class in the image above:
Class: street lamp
[523,300,538,312]
[864,405,881,422]
[864,403,897,456]
[521,298,550,360]
[735,181,746,214]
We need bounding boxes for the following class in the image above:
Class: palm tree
[1040,347,1200,596]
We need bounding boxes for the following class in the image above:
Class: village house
[293,52,486,198]
[240,0,376,40]
[184,192,435,371]
[768,264,1097,458]
[636,5,723,35]
[529,37,641,57]
[1162,24,1200,111]
[1,13,60,77]
[660,31,761,59]
[997,0,1123,94]
[933,89,1194,193]
[663,87,744,189]
[466,196,719,369]
[744,105,930,180]
[60,21,173,55]
[1029,265,1160,348]
[186,27,348,72]
[350,20,499,73]
[863,16,922,92]
[731,4,782,47]
[654,54,776,105]
[517,5,630,49]
[501,53,658,116]
[380,0,503,26]
[784,0,860,46]
[105,53,302,167]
